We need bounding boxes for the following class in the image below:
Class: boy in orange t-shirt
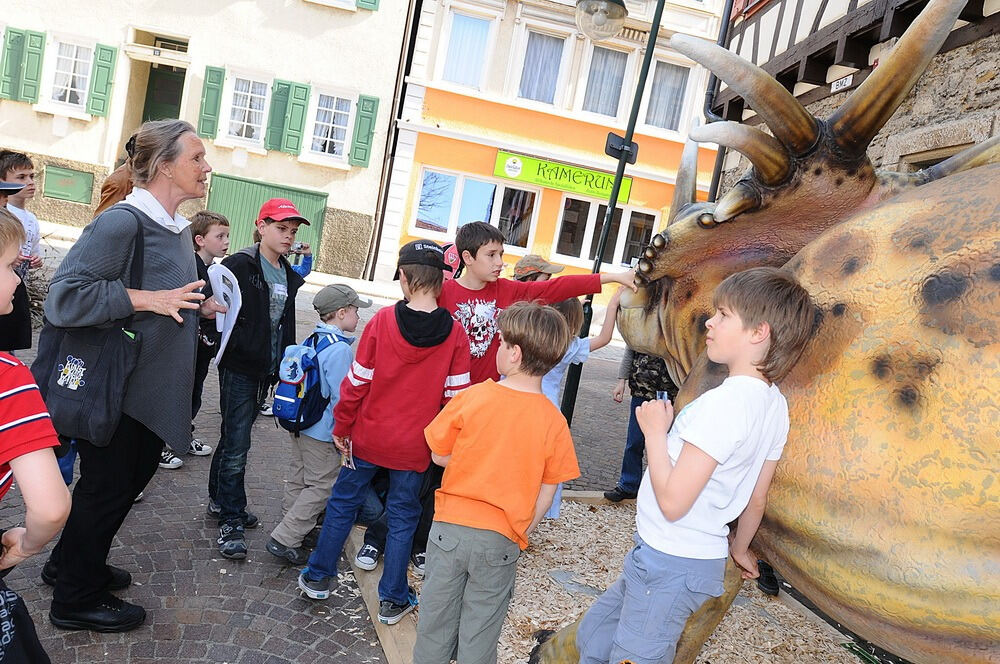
[413,302,580,664]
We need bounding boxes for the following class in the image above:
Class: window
[518,31,565,104]
[227,76,269,142]
[309,92,353,159]
[50,41,92,107]
[645,60,689,131]
[582,46,628,117]
[413,169,537,248]
[554,196,659,267]
[442,13,492,88]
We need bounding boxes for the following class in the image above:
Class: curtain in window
[557,198,591,256]
[645,61,689,131]
[519,32,564,104]
[589,205,623,264]
[498,187,535,247]
[583,47,627,116]
[443,14,491,88]
[229,79,267,140]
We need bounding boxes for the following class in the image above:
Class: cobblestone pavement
[1,288,631,663]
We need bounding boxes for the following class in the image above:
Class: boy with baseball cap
[298,240,471,627]
[267,284,371,565]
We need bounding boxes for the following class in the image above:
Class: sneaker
[378,586,418,625]
[259,402,273,417]
[410,552,426,578]
[297,570,332,600]
[159,447,183,470]
[265,537,309,565]
[206,500,259,529]
[217,523,247,559]
[355,544,381,571]
[188,438,213,456]
[603,486,637,502]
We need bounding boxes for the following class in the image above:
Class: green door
[206,173,327,256]
[142,66,185,122]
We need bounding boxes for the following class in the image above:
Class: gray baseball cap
[313,284,372,316]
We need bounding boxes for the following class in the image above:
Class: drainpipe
[704,0,736,201]
[363,0,422,280]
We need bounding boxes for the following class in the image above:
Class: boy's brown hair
[0,151,33,180]
[552,297,584,336]
[399,264,444,297]
[455,221,504,260]
[190,210,229,249]
[712,266,816,382]
[0,208,26,253]
[497,301,570,377]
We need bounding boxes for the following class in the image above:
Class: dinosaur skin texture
[530,0,999,662]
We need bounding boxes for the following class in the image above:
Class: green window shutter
[197,66,225,138]
[348,94,379,167]
[357,0,380,9]
[85,44,117,116]
[18,30,45,103]
[264,80,291,151]
[280,82,310,155]
[1,29,26,100]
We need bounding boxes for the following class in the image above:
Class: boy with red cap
[209,198,309,559]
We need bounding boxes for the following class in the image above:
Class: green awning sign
[493,150,631,203]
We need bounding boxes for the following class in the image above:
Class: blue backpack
[273,332,345,435]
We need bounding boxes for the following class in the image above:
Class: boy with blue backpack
[266,284,371,564]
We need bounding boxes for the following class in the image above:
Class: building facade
[1,0,407,276]
[373,0,722,284]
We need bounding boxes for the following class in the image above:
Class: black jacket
[218,245,305,379]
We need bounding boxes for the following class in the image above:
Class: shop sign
[493,150,632,203]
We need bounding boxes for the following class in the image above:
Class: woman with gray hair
[41,119,221,632]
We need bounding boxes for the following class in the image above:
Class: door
[206,174,327,256]
[142,66,185,122]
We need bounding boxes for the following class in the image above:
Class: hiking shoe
[217,523,247,559]
[266,537,309,565]
[410,552,426,578]
[355,544,381,571]
[603,486,637,502]
[159,447,183,469]
[259,402,273,417]
[378,586,418,625]
[207,500,259,529]
[188,438,213,456]
[297,570,332,600]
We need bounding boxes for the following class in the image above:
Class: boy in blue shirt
[267,284,370,564]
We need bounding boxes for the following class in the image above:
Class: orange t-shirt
[424,380,580,549]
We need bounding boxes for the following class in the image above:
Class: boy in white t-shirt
[577,266,816,664]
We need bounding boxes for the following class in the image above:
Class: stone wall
[20,152,108,227]
[315,207,374,278]
[720,32,1000,191]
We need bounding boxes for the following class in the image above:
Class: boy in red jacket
[298,240,470,626]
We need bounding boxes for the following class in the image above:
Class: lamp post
[560,0,668,424]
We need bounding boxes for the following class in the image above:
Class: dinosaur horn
[921,135,1000,182]
[670,34,818,156]
[690,121,791,186]
[668,138,700,224]
[829,0,967,158]
[713,181,760,222]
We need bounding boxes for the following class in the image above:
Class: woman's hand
[612,379,626,403]
[128,280,206,323]
[0,528,32,571]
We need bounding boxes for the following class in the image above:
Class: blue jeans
[209,367,266,526]
[305,457,423,605]
[617,395,647,493]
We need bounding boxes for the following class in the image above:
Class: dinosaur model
[530,0,998,662]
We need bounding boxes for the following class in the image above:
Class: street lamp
[561,0,669,424]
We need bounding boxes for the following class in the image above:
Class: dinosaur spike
[638,258,654,274]
[670,34,818,156]
[829,0,967,158]
[644,246,657,259]
[713,182,760,222]
[690,122,791,186]
[921,135,1000,183]
[669,138,700,224]
[652,233,667,249]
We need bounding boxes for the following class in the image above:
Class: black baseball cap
[394,239,453,280]
[0,181,25,195]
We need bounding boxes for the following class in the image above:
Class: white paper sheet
[207,263,241,366]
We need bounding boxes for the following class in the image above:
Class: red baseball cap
[256,198,310,225]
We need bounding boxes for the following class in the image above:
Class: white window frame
[302,0,357,10]
[550,192,661,269]
[298,85,358,170]
[506,20,574,109]
[34,33,96,120]
[215,68,273,153]
[637,52,700,138]
[434,4,501,91]
[409,166,540,255]
[574,40,637,123]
